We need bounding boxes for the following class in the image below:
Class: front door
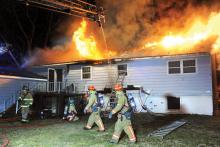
[48,68,56,92]
[56,69,63,92]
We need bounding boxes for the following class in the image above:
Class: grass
[1,114,220,147]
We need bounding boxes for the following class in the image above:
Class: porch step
[147,119,187,139]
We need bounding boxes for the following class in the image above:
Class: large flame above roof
[72,20,104,60]
[144,12,220,54]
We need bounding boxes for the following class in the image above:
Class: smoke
[98,0,153,52]
[99,0,220,54]
[24,0,220,66]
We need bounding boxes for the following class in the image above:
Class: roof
[33,52,210,67]
[0,66,47,81]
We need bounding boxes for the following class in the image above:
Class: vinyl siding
[66,54,212,97]
[0,78,46,112]
[66,64,117,93]
[31,53,212,97]
[124,54,212,97]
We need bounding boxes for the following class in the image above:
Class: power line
[17,0,105,26]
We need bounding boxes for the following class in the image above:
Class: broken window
[82,66,91,80]
[183,59,196,73]
[118,64,127,76]
[168,61,181,74]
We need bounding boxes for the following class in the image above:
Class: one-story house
[0,51,47,113]
[30,52,214,115]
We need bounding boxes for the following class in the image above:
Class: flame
[144,12,220,54]
[73,20,103,60]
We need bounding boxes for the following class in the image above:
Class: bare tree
[12,5,38,57]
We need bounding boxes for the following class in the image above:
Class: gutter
[0,75,47,81]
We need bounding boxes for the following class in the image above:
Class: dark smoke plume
[98,0,220,54]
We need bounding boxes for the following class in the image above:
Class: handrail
[27,81,77,94]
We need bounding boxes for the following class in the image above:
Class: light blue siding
[64,54,212,96]
[31,53,212,97]
[0,78,46,113]
[124,54,212,97]
[30,53,213,115]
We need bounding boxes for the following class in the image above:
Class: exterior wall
[66,64,117,93]
[31,53,213,115]
[124,54,213,115]
[125,55,212,97]
[0,78,46,113]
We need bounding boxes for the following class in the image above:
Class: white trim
[0,75,47,81]
[81,66,92,80]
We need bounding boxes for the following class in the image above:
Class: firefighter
[19,86,33,123]
[63,97,79,121]
[108,84,136,144]
[83,85,105,131]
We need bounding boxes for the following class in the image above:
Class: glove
[108,112,113,119]
[84,108,87,114]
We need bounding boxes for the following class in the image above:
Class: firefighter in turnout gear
[63,97,79,121]
[109,84,136,144]
[19,86,33,123]
[83,85,105,131]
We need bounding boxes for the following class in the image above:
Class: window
[168,59,196,74]
[168,61,181,74]
[183,59,196,73]
[82,66,91,80]
[118,64,127,76]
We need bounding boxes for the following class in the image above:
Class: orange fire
[144,12,220,53]
[73,20,103,60]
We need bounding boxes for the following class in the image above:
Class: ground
[0,113,220,147]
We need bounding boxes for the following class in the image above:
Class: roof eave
[0,75,47,81]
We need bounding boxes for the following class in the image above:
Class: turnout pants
[21,107,29,122]
[112,116,136,143]
[85,111,105,131]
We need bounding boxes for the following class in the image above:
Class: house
[30,52,214,115]
[0,47,47,114]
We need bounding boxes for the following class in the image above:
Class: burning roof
[23,0,220,67]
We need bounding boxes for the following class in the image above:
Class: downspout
[211,53,217,116]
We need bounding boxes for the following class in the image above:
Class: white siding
[0,78,46,112]
[66,64,118,92]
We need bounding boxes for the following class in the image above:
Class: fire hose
[136,86,165,116]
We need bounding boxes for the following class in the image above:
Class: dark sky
[0,0,61,58]
[0,0,95,62]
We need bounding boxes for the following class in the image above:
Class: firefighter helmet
[114,84,123,91]
[88,85,95,91]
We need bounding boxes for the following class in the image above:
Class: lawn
[0,113,220,147]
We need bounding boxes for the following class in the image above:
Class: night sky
[0,0,95,63]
